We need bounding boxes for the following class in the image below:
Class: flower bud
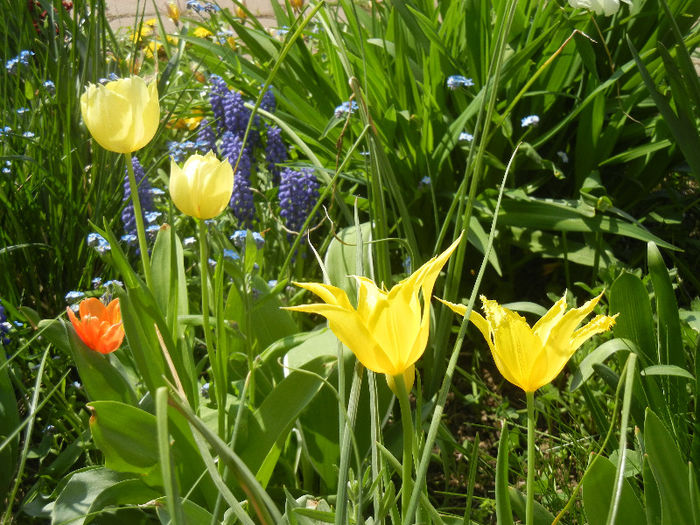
[170,151,234,219]
[80,76,160,153]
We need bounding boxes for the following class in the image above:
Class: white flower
[568,0,630,16]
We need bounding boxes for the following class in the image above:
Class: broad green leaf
[609,273,657,367]
[645,408,692,525]
[483,191,678,251]
[87,401,160,481]
[508,487,554,525]
[641,365,694,380]
[570,338,637,391]
[324,222,373,306]
[150,224,188,336]
[648,242,687,434]
[156,498,214,524]
[167,389,283,524]
[581,455,645,525]
[51,467,139,525]
[643,453,662,525]
[239,353,334,479]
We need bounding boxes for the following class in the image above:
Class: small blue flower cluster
[2,161,11,175]
[43,80,56,95]
[446,75,474,90]
[5,50,34,74]
[98,73,120,84]
[87,232,111,255]
[186,0,220,13]
[65,290,86,303]
[521,114,540,128]
[168,140,198,163]
[230,230,265,251]
[216,29,234,45]
[122,157,156,249]
[459,131,474,142]
[0,126,11,138]
[279,167,319,234]
[334,100,358,119]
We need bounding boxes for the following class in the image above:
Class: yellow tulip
[80,76,160,153]
[167,2,180,24]
[169,151,234,220]
[440,292,617,392]
[285,234,462,393]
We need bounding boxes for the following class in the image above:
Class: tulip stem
[197,220,220,435]
[526,391,536,525]
[125,152,153,289]
[394,375,415,522]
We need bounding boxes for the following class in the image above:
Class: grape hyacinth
[221,131,255,225]
[265,125,287,182]
[260,86,276,114]
[209,74,229,132]
[279,167,319,235]
[122,157,154,245]
[196,119,218,154]
[223,89,249,137]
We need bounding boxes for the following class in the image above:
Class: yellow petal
[482,298,542,392]
[169,159,197,217]
[543,292,604,350]
[285,303,396,374]
[292,281,355,311]
[570,313,618,350]
[532,293,567,343]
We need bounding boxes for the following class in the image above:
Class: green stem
[125,151,153,289]
[394,375,414,522]
[197,220,221,436]
[526,391,536,525]
[334,362,364,525]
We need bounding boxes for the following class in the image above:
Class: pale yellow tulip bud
[169,151,234,220]
[80,76,160,153]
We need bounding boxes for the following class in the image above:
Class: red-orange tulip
[66,298,125,354]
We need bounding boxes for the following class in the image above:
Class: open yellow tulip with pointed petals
[440,292,617,392]
[170,151,234,220]
[285,234,462,393]
[80,76,160,153]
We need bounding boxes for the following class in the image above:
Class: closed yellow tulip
[169,151,234,220]
[440,292,617,392]
[80,76,160,153]
[285,234,462,393]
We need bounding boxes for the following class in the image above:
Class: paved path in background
[105,0,277,29]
